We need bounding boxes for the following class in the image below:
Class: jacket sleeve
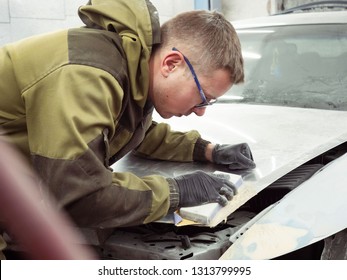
[25,65,173,228]
[134,122,211,162]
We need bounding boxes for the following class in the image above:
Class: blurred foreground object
[0,137,96,259]
[0,234,6,259]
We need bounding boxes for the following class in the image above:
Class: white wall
[0,0,85,45]
[0,0,198,46]
[151,0,195,23]
[0,0,271,46]
[223,0,269,21]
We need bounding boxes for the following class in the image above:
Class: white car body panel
[220,152,347,260]
[232,10,347,29]
[149,104,347,192]
[114,105,347,229]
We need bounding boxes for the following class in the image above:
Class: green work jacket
[0,0,208,228]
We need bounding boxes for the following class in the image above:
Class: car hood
[113,104,347,195]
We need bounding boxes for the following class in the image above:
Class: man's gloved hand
[212,143,256,170]
[174,171,236,208]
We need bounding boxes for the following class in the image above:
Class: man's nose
[192,107,206,116]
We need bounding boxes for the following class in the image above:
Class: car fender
[220,152,347,260]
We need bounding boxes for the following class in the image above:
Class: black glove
[174,170,236,207]
[212,143,256,170]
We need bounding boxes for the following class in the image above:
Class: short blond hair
[158,10,244,84]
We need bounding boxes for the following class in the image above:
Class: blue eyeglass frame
[172,47,216,108]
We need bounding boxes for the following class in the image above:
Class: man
[0,0,255,229]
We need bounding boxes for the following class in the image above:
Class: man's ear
[160,51,184,77]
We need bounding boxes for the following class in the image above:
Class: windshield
[224,24,347,111]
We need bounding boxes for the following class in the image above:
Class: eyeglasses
[172,47,217,108]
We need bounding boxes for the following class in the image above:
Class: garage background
[0,0,329,46]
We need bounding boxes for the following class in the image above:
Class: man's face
[150,50,232,119]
